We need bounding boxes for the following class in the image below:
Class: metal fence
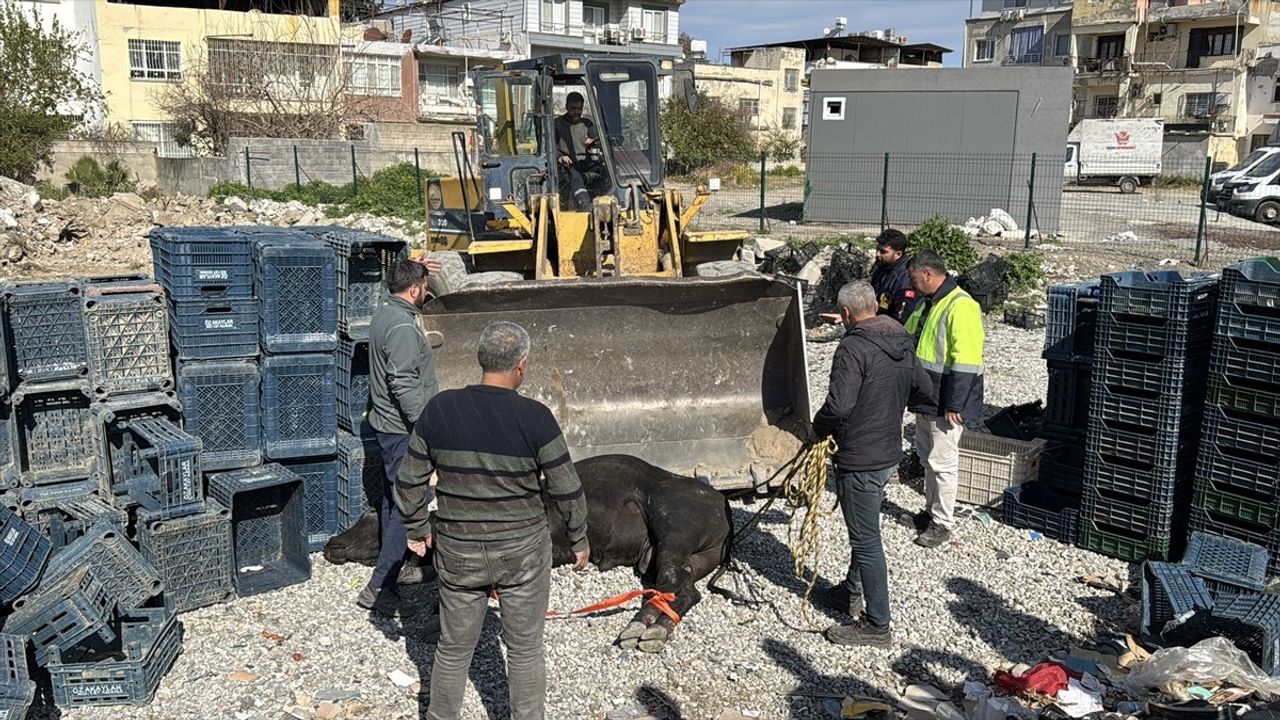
[676,152,1280,266]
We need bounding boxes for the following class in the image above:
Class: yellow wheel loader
[415,54,810,491]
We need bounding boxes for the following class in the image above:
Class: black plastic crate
[1195,438,1280,504]
[1193,474,1280,531]
[0,403,14,491]
[176,361,261,472]
[1044,360,1092,429]
[149,227,254,300]
[1086,423,1200,478]
[301,228,405,340]
[11,381,100,486]
[983,401,1042,441]
[1189,506,1280,578]
[206,464,311,597]
[91,392,183,503]
[261,354,336,461]
[1207,374,1280,422]
[1093,344,1210,400]
[336,338,371,435]
[0,633,33,715]
[1084,452,1194,506]
[1099,270,1220,322]
[1043,281,1100,363]
[1095,310,1215,362]
[1037,427,1087,495]
[1141,561,1213,642]
[47,598,182,708]
[136,500,233,613]
[1076,517,1179,563]
[1210,335,1280,391]
[1088,382,1205,437]
[1183,530,1270,594]
[280,458,338,553]
[168,298,259,361]
[253,235,338,354]
[1204,593,1280,674]
[81,282,172,398]
[1000,482,1080,543]
[0,505,49,604]
[1081,484,1189,538]
[19,486,126,552]
[2,565,115,666]
[1200,405,1280,468]
[125,418,203,521]
[1216,257,1280,347]
[336,431,383,530]
[5,282,87,384]
[44,523,162,611]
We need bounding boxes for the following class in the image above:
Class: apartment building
[15,0,104,126]
[686,47,807,151]
[964,0,1075,68]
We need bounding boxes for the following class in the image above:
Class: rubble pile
[961,208,1037,240]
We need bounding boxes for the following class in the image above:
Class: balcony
[1076,55,1129,73]
[1003,53,1043,65]
[1148,0,1256,25]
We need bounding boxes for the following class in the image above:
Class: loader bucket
[419,275,811,491]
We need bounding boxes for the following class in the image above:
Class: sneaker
[824,613,892,647]
[914,523,952,549]
[898,511,931,532]
[816,585,866,617]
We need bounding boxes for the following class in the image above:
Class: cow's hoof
[637,625,670,653]
[397,563,436,586]
[617,621,647,651]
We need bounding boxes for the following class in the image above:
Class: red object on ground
[993,661,1070,696]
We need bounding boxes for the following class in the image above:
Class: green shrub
[207,180,257,200]
[34,180,68,201]
[906,216,979,274]
[660,91,755,175]
[64,156,134,197]
[761,128,800,163]
[1004,251,1046,292]
[206,163,436,220]
[768,165,804,178]
[1151,175,1203,189]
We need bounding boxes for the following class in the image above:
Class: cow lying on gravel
[323,454,732,653]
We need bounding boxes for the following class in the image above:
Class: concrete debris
[1105,230,1139,243]
[222,195,250,212]
[111,192,148,213]
[0,209,16,229]
[961,208,1028,239]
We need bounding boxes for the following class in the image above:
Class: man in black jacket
[869,228,919,324]
[812,280,932,646]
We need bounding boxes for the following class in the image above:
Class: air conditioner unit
[999,10,1013,21]
[1014,8,1026,19]
[631,27,647,40]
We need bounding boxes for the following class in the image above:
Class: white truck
[1064,118,1164,194]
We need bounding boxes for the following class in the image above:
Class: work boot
[914,523,952,549]
[356,584,421,618]
[824,613,892,647]
[816,584,866,617]
[898,510,931,532]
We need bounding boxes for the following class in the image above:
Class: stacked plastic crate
[1189,257,1280,575]
[1077,271,1219,562]
[1001,281,1099,543]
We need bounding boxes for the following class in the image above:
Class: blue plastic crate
[168,298,259,361]
[336,431,383,530]
[1081,484,1190,538]
[81,282,172,398]
[1183,530,1270,594]
[176,361,261,472]
[300,228,405,340]
[206,465,311,597]
[1205,593,1280,674]
[1088,382,1206,438]
[44,522,162,611]
[253,235,338,354]
[1095,310,1216,362]
[0,634,33,720]
[1086,422,1200,481]
[261,354,336,461]
[11,380,100,487]
[1001,482,1080,543]
[47,598,183,708]
[1216,257,1280,348]
[0,506,50,604]
[1044,359,1091,429]
[1195,438,1280,505]
[19,485,126,552]
[149,227,254,300]
[1099,270,1220,322]
[1037,427,1087,495]
[2,564,115,666]
[4,282,88,383]
[1043,281,1100,363]
[281,458,339,552]
[1189,506,1280,578]
[137,500,234,613]
[91,392,183,503]
[1141,561,1214,643]
[125,417,203,521]
[336,338,371,435]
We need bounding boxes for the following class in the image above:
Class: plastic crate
[1043,281,1100,363]
[1044,360,1092,429]
[1210,335,1280,390]
[956,433,1045,507]
[3,565,115,666]
[281,458,339,552]
[0,506,50,604]
[253,236,338,354]
[149,227,254,300]
[1216,257,1280,348]
[336,431,383,530]
[261,354,336,461]
[335,338,371,434]
[1037,427,1087,495]
[1204,593,1280,674]
[983,401,1043,442]
[44,523,162,611]
[11,380,100,486]
[1081,484,1189,537]
[1000,482,1080,543]
[1076,517,1179,563]
[302,228,405,340]
[1084,452,1194,507]
[1183,530,1270,594]
[81,283,172,398]
[176,361,261,472]
[1200,405,1280,468]
[0,404,14,491]
[1195,438,1280,504]
[206,464,311,597]
[1088,382,1205,437]
[4,282,88,383]
[1099,270,1220,322]
[92,392,182,503]
[1095,311,1215,362]
[137,500,233,613]
[1087,420,1200,475]
[1207,374,1280,422]
[20,488,126,552]
[1189,506,1280,578]
[1141,561,1214,641]
[168,298,259,361]
[47,598,182,708]
[0,634,33,720]
[125,418,203,521]
[1094,344,1210,400]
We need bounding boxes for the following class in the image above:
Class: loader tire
[427,251,470,297]
[695,260,758,278]
[460,271,523,289]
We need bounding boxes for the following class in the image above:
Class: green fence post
[293,145,301,191]
[759,152,767,234]
[1024,153,1037,249]
[880,152,889,232]
[1195,155,1211,265]
[351,145,358,196]
[244,146,252,190]
[414,148,424,208]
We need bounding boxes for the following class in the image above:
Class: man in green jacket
[358,259,440,615]
[902,250,985,549]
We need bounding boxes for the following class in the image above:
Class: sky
[679,0,972,66]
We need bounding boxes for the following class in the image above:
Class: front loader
[415,54,810,491]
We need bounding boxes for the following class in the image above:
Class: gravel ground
[45,316,1136,720]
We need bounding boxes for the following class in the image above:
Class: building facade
[963,0,1075,69]
[686,47,806,153]
[16,0,104,126]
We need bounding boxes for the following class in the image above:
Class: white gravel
[46,316,1133,720]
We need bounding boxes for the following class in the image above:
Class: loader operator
[555,91,608,212]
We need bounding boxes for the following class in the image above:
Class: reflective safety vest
[904,283,985,416]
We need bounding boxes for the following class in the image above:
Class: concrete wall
[36,139,161,186]
[1072,0,1138,27]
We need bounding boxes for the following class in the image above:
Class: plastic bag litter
[1120,637,1280,699]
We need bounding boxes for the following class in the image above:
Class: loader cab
[475,54,670,217]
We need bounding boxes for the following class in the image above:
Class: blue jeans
[836,466,893,627]
[370,431,411,591]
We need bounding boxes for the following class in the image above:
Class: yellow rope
[785,436,838,631]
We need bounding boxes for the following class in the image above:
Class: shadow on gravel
[637,684,686,719]
[764,637,894,720]
[406,607,510,720]
[726,506,846,624]
[944,577,1083,665]
[732,201,804,224]
[890,645,989,694]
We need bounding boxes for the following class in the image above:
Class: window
[642,6,667,43]
[1202,27,1237,56]
[1009,26,1044,65]
[784,68,800,92]
[974,39,994,62]
[418,62,464,107]
[1273,80,1280,103]
[1096,34,1124,60]
[1152,92,1163,106]
[1054,33,1070,57]
[822,97,845,121]
[1093,95,1118,118]
[782,107,797,129]
[346,55,401,97]
[131,121,192,158]
[1003,0,1028,6]
[128,39,181,81]
[478,75,539,156]
[208,39,338,100]
[584,3,608,31]
[739,98,760,116]
[541,0,568,33]
[1185,92,1218,117]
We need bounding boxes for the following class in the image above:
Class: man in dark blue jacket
[812,281,932,646]
[869,229,919,324]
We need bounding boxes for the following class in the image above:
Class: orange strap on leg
[546,588,680,623]
[644,592,681,624]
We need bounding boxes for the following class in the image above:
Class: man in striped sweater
[396,321,590,720]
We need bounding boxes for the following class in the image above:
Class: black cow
[323,454,732,653]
